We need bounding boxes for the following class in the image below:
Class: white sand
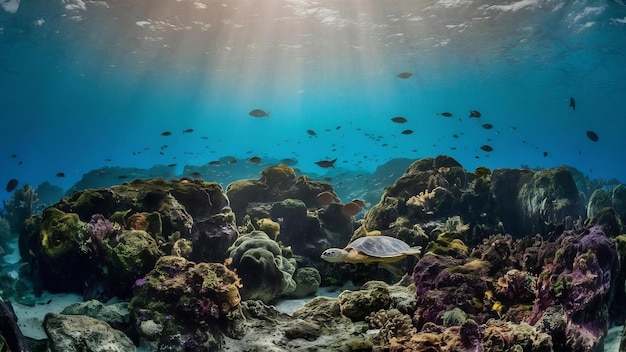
[11,292,83,340]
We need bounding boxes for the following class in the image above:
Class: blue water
[1,0,626,194]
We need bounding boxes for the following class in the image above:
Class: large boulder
[44,313,135,352]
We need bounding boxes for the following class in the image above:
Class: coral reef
[226,231,297,303]
[44,313,135,352]
[130,256,242,351]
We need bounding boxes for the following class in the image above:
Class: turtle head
[320,248,348,263]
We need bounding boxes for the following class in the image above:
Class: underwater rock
[0,299,31,352]
[226,165,336,224]
[270,198,326,256]
[587,188,613,220]
[515,167,585,237]
[102,229,162,297]
[225,179,269,224]
[130,256,242,351]
[60,300,131,336]
[338,282,391,321]
[37,207,93,293]
[227,231,296,303]
[288,267,321,298]
[44,313,135,352]
[611,184,626,229]
[188,207,239,263]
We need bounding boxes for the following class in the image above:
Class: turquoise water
[1,0,626,193]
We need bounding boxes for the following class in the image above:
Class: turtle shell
[346,235,411,258]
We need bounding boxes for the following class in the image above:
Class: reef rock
[44,313,135,352]
[227,231,296,303]
[288,267,321,298]
[130,256,242,351]
[61,300,132,337]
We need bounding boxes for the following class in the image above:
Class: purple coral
[88,214,120,240]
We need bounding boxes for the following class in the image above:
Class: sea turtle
[320,235,421,265]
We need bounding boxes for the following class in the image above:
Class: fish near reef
[315,158,337,168]
[569,97,576,111]
[249,156,262,163]
[391,116,407,123]
[586,130,599,142]
[397,72,412,79]
[480,145,493,152]
[249,109,269,118]
[469,110,482,118]
[6,178,18,192]
[56,172,65,178]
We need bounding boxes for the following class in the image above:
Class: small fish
[480,145,493,152]
[183,128,194,133]
[391,116,407,124]
[56,172,65,178]
[469,110,482,118]
[161,131,172,136]
[314,158,337,168]
[209,161,221,166]
[249,156,262,163]
[6,178,18,192]
[397,72,412,79]
[482,123,493,130]
[306,129,317,136]
[167,163,177,167]
[586,130,599,142]
[10,154,16,158]
[439,112,453,117]
[401,129,414,135]
[569,97,576,111]
[249,109,269,118]
[543,151,548,157]
[452,134,459,138]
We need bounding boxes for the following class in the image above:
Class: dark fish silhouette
[161,131,172,136]
[209,161,221,166]
[56,172,65,178]
[315,158,337,168]
[397,72,412,79]
[543,151,548,157]
[586,130,599,142]
[10,154,16,158]
[249,156,262,163]
[307,129,317,136]
[480,145,493,152]
[183,128,194,133]
[6,179,18,192]
[569,97,576,111]
[469,110,482,118]
[249,109,269,118]
[439,112,453,117]
[401,129,414,135]
[391,117,407,123]
[482,123,493,129]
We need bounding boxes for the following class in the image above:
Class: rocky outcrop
[44,313,135,352]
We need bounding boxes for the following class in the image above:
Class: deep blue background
[1,0,626,197]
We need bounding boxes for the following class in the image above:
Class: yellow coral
[256,218,280,240]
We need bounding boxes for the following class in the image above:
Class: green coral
[227,231,296,303]
[103,229,162,285]
[549,274,573,298]
[40,207,89,259]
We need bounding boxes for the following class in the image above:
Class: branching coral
[406,187,444,208]
[3,184,39,234]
